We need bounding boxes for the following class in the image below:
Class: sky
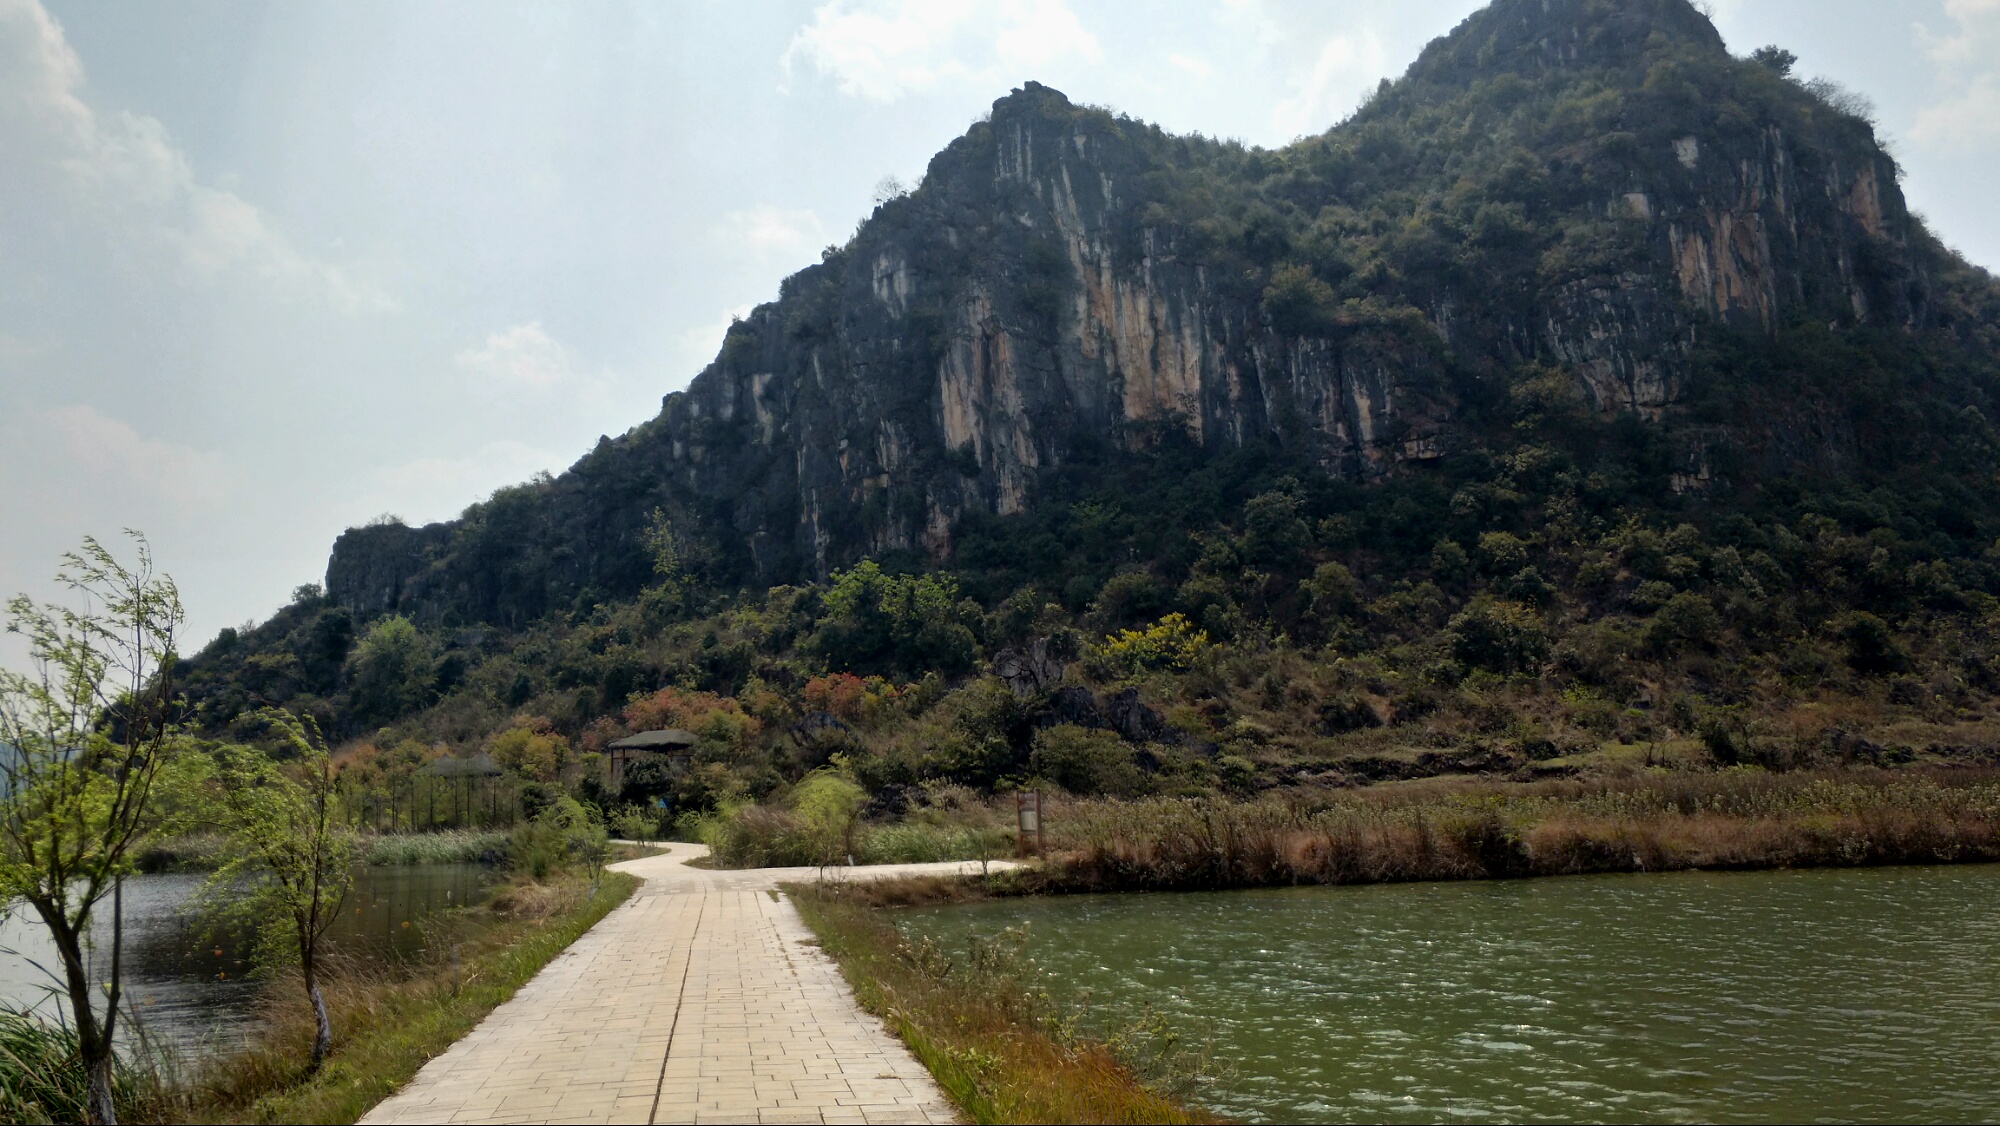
[4,0,1999,658]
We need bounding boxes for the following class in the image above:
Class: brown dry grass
[170,871,636,1124]
[1025,767,2000,892]
[789,884,1220,1125]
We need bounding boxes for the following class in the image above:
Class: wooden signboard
[1015,789,1043,857]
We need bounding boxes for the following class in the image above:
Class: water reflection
[0,863,497,1059]
[898,864,2000,1124]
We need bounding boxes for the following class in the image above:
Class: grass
[142,829,513,871]
[787,882,1219,1125]
[360,830,511,866]
[696,805,1013,869]
[172,868,637,1124]
[0,1010,181,1123]
[1021,767,2000,892]
[861,822,1013,864]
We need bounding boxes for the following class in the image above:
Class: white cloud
[42,405,231,511]
[1271,31,1389,138]
[782,0,1100,103]
[1911,0,2000,144]
[1918,0,2000,64]
[454,322,574,388]
[1205,2,1401,139]
[992,0,1101,71]
[0,0,391,312]
[1167,53,1213,79]
[1912,73,2000,144]
[721,206,828,260]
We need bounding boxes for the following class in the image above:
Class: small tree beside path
[203,710,358,1073]
[0,533,189,1126]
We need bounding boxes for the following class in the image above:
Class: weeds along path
[360,844,994,1125]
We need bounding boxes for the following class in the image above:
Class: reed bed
[360,829,510,866]
[860,823,1013,865]
[0,1010,182,1123]
[701,809,1011,868]
[143,829,512,871]
[1026,768,2000,892]
[789,884,1218,1125]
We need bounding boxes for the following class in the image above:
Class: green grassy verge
[179,870,637,1124]
[787,883,1219,1125]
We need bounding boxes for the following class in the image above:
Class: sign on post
[1015,789,1043,857]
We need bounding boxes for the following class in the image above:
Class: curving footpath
[361,844,1003,1125]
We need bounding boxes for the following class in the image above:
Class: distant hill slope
[180,0,2000,755]
[321,0,1998,635]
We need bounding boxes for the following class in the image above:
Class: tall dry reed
[1029,768,2000,892]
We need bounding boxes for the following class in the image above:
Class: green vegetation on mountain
[176,0,2000,843]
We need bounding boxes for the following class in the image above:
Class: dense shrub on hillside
[172,2,2000,823]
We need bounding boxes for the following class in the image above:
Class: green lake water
[0,863,498,1058]
[896,865,2000,1123]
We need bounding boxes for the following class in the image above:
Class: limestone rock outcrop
[328,0,1946,628]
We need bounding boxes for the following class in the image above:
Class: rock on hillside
[326,0,1969,630]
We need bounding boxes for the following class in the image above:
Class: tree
[489,721,570,783]
[1447,596,1549,674]
[1750,45,1797,77]
[347,615,434,722]
[1242,490,1311,565]
[0,534,187,1125]
[1646,592,1722,654]
[1029,724,1142,796]
[508,794,608,882]
[204,711,356,1072]
[806,562,978,678]
[1302,561,1360,618]
[640,507,694,619]
[1262,263,1339,335]
[790,770,866,871]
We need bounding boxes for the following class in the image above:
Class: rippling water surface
[897,865,2000,1123]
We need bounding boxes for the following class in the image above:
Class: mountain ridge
[176,0,2000,770]
[321,0,1986,637]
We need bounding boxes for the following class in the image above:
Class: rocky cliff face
[328,0,1954,628]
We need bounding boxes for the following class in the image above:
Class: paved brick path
[360,844,995,1125]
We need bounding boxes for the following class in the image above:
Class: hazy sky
[4,0,1998,655]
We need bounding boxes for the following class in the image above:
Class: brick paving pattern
[360,845,993,1125]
